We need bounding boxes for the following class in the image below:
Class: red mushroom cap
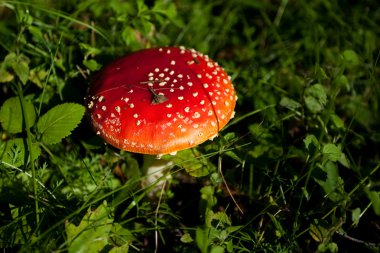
[85,46,237,155]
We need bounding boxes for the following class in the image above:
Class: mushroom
[84,46,237,184]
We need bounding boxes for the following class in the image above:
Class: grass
[0,0,380,252]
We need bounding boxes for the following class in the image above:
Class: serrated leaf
[37,103,85,144]
[0,96,36,133]
[83,59,102,71]
[322,144,341,162]
[65,201,112,253]
[314,161,345,202]
[304,84,327,114]
[303,135,320,157]
[12,58,29,85]
[0,138,41,167]
[280,97,302,110]
[180,232,194,243]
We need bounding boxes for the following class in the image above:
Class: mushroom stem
[141,155,173,189]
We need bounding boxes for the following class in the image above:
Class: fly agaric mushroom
[84,46,236,156]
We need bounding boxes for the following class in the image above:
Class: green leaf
[330,114,345,129]
[196,227,210,253]
[83,59,102,71]
[322,144,341,162]
[0,68,14,82]
[163,148,215,177]
[11,54,30,85]
[342,49,360,67]
[0,138,41,167]
[65,201,112,253]
[304,84,327,114]
[210,246,225,253]
[303,134,320,155]
[314,161,345,202]
[37,103,85,144]
[180,232,194,243]
[0,96,36,133]
[366,190,380,216]
[351,208,361,226]
[280,96,302,111]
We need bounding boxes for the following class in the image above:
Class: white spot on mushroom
[187,82,193,86]
[193,112,201,118]
[170,70,175,75]
[170,60,176,65]
[159,82,166,86]
[98,96,104,102]
[181,128,187,132]
[193,124,199,129]
[177,74,183,78]
[212,101,217,105]
[225,101,230,106]
[179,86,184,90]
[192,92,198,97]
[197,74,202,79]
[130,103,135,108]
[200,100,205,105]
[88,101,94,109]
[124,97,129,103]
[136,120,141,126]
[203,83,209,88]
[101,105,107,111]
[208,110,213,116]
[166,103,173,108]
[211,121,216,127]
[96,114,101,119]
[133,113,138,118]
[115,106,121,113]
[178,96,184,100]
[154,68,160,72]
[167,114,172,118]
[184,107,190,113]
